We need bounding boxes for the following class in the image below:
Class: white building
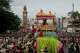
[63,14,80,33]
[63,16,73,33]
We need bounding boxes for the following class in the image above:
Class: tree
[68,11,80,19]
[0,0,11,10]
[0,0,21,33]
[0,9,21,33]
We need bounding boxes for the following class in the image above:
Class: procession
[0,0,80,53]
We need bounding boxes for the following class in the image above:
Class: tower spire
[23,5,27,11]
[72,3,74,12]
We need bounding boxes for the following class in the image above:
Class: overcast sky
[11,0,80,18]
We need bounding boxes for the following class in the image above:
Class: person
[75,43,79,53]
[32,25,36,38]
[68,42,76,53]
[38,31,43,37]
[17,44,23,53]
[40,48,44,53]
[28,46,33,53]
[22,47,26,53]
[17,47,22,53]
[12,47,17,53]
[26,46,29,53]
[6,48,9,53]
[58,42,64,53]
[58,47,64,53]
[33,40,37,53]
[44,47,48,53]
[34,30,38,38]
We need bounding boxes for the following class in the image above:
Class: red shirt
[32,28,36,37]
[34,41,37,49]
[39,32,43,37]
[17,49,22,53]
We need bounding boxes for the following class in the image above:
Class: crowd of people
[59,32,80,53]
[0,31,35,53]
[0,38,34,53]
[0,30,80,53]
[0,35,51,53]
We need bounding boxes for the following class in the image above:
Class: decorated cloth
[43,32,57,37]
[36,37,62,53]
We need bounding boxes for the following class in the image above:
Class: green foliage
[0,10,21,33]
[0,0,21,33]
[68,11,80,19]
[0,0,11,10]
[68,11,80,25]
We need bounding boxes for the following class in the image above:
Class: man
[68,42,76,53]
[32,25,36,38]
[33,40,37,53]
[44,47,48,53]
[29,46,34,53]
[38,31,43,37]
[75,43,79,53]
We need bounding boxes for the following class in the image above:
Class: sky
[11,0,80,19]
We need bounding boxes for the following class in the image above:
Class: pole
[58,18,60,31]
[72,3,74,12]
[72,3,74,35]
[71,2,75,43]
[44,20,47,36]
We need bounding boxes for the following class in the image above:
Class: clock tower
[22,6,28,32]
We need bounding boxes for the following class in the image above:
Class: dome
[36,9,45,16]
[48,10,54,16]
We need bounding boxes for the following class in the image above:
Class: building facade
[63,15,80,33]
